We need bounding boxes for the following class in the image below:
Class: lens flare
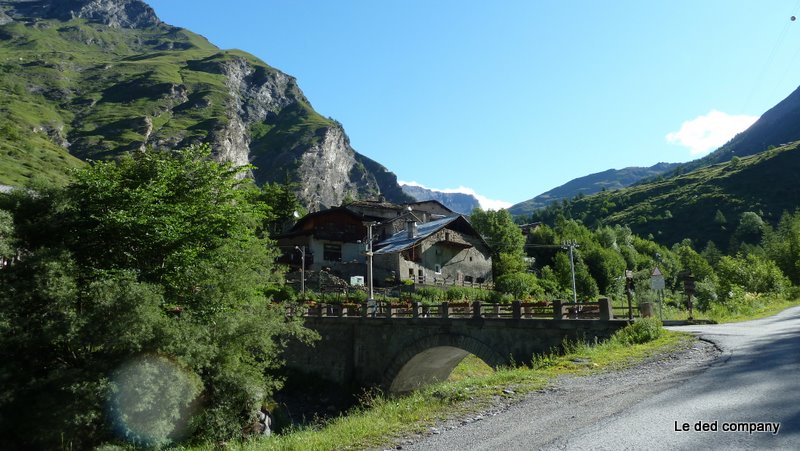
[107,354,202,447]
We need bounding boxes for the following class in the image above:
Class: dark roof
[276,207,368,239]
[343,199,406,211]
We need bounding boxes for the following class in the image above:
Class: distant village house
[277,199,492,287]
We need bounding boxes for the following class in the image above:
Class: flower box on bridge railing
[298,298,615,321]
[520,302,552,319]
[553,298,614,320]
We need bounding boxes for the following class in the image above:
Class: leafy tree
[701,241,723,268]
[526,223,559,268]
[730,211,765,253]
[553,251,599,301]
[763,210,800,284]
[471,208,526,279]
[258,181,305,237]
[0,208,14,259]
[673,239,715,282]
[494,272,543,300]
[716,253,788,299]
[0,146,314,448]
[583,244,626,296]
[713,209,727,226]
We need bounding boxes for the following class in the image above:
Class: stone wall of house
[374,228,492,285]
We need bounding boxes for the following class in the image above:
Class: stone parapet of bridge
[283,299,628,394]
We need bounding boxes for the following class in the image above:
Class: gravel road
[388,306,800,450]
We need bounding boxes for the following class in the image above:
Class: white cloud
[399,180,512,211]
[666,110,759,155]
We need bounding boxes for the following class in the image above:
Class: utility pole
[294,245,305,297]
[366,222,375,301]
[562,240,579,304]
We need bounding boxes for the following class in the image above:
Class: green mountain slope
[662,85,800,177]
[529,142,800,249]
[0,0,410,209]
[508,162,678,216]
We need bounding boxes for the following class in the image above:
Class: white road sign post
[651,267,665,320]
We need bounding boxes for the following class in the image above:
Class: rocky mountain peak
[1,0,160,29]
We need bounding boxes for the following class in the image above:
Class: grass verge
[209,323,694,451]
[661,297,800,323]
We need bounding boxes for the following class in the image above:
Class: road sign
[651,267,665,291]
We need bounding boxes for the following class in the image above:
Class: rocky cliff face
[1,0,160,29]
[0,7,12,25]
[214,56,407,210]
[401,184,480,215]
[296,126,369,209]
[217,57,296,168]
[0,0,411,210]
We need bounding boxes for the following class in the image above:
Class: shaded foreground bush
[0,146,315,448]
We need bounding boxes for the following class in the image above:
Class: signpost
[625,270,634,320]
[651,267,665,321]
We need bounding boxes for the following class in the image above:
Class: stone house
[277,199,492,286]
[372,215,493,285]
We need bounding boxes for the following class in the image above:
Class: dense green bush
[716,253,789,300]
[265,284,297,302]
[347,289,368,303]
[611,317,664,345]
[494,272,542,299]
[413,286,444,304]
[693,275,719,311]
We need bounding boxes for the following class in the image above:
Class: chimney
[406,219,417,239]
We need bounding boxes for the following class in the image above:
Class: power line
[742,1,800,111]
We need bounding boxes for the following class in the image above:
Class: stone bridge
[283,299,631,393]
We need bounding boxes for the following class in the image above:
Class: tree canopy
[0,145,313,448]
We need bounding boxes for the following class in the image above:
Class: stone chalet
[277,199,493,286]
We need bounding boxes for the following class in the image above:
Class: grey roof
[373,215,462,255]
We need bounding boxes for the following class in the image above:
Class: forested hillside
[508,163,678,216]
[526,141,800,251]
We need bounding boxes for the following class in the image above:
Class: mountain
[400,184,480,215]
[0,0,411,210]
[508,162,679,216]
[664,85,800,177]
[512,83,800,219]
[530,141,800,249]
[525,83,800,249]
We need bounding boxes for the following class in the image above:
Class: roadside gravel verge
[387,338,720,451]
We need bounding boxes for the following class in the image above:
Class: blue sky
[148,0,800,209]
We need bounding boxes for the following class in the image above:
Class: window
[434,264,442,274]
[323,243,342,262]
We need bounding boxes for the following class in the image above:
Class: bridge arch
[382,334,506,393]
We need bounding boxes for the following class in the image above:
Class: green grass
[196,324,692,451]
[661,296,800,324]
